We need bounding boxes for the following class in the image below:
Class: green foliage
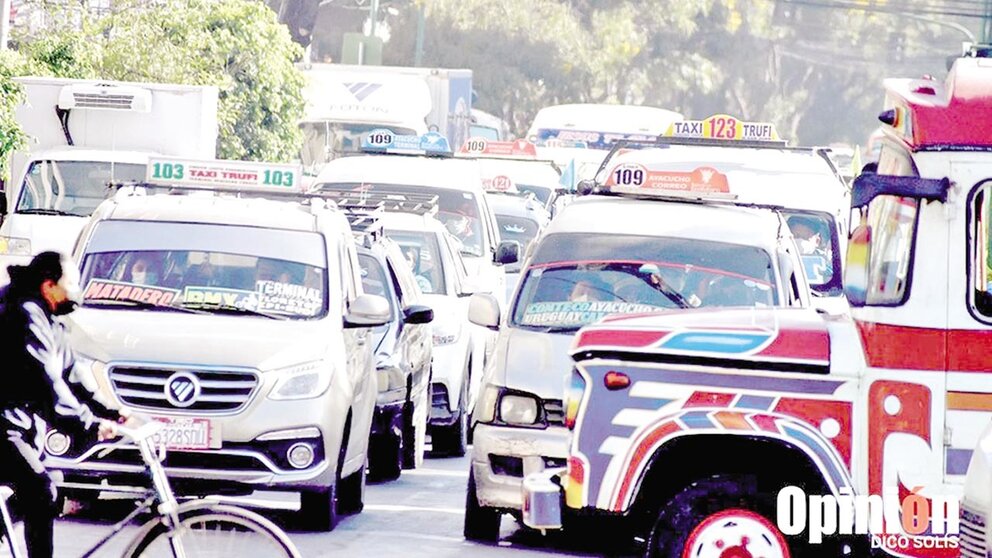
[7,0,305,162]
[0,51,29,180]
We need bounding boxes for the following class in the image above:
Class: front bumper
[471,422,569,511]
[371,399,406,438]
[522,467,566,530]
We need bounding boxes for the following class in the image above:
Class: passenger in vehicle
[402,246,434,293]
[127,255,162,286]
[569,276,614,302]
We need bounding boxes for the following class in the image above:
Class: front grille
[109,366,259,413]
[960,505,988,558]
[90,447,272,472]
[543,399,565,427]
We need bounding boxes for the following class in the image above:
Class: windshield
[496,215,540,250]
[17,161,146,216]
[300,123,417,171]
[387,230,448,295]
[516,184,552,205]
[317,182,486,257]
[511,233,777,332]
[79,222,329,319]
[782,210,841,294]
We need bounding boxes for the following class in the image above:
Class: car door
[340,235,376,461]
[385,248,432,399]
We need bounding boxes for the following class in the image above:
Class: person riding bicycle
[0,252,128,558]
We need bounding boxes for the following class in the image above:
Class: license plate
[150,417,220,450]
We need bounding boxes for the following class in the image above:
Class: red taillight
[604,371,630,390]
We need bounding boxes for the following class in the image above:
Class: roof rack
[340,205,385,247]
[313,188,439,217]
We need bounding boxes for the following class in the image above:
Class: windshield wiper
[180,302,288,320]
[84,298,208,314]
[17,208,85,217]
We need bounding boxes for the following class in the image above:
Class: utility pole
[1,0,11,51]
[413,3,425,66]
[985,0,992,43]
[367,0,379,39]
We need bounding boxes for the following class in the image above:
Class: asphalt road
[10,447,628,558]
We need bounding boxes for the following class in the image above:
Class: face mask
[572,294,589,303]
[132,271,158,285]
[53,257,82,315]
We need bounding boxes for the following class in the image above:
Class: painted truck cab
[522,53,992,558]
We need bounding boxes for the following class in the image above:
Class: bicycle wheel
[124,503,299,558]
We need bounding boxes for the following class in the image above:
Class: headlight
[269,361,332,400]
[499,394,540,426]
[0,236,31,256]
[432,321,463,346]
[474,384,501,423]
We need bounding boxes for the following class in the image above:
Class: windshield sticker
[183,286,258,308]
[520,301,660,326]
[83,279,180,306]
[254,280,323,315]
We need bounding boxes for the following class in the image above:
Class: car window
[387,229,447,295]
[358,253,394,313]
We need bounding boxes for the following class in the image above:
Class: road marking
[365,504,464,515]
[401,468,469,478]
[353,530,463,543]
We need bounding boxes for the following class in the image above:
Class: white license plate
[150,417,220,450]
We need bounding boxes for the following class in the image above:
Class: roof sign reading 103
[665,114,780,142]
[146,157,303,193]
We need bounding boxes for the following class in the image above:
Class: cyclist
[0,251,127,558]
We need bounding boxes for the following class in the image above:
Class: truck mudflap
[521,467,566,531]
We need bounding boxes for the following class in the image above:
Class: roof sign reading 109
[605,163,734,199]
[146,157,303,193]
[665,114,780,142]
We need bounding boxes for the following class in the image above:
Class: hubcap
[682,509,790,558]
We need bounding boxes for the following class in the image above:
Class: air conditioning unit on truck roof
[57,83,153,112]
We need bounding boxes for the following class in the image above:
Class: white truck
[0,77,218,284]
[297,63,472,176]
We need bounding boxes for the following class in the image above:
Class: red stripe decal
[684,392,735,408]
[761,329,830,362]
[856,321,992,372]
[575,329,668,349]
[613,421,681,511]
[774,398,853,467]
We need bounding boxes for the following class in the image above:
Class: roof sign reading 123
[665,114,780,142]
[146,157,303,193]
[459,137,538,159]
[606,163,733,199]
[362,129,452,155]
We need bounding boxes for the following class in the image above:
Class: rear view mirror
[402,304,434,325]
[494,240,520,265]
[844,224,871,307]
[468,293,500,330]
[344,294,392,328]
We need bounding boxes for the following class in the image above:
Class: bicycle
[0,419,301,558]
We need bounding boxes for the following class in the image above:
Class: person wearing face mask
[128,256,160,286]
[568,276,614,303]
[0,252,128,558]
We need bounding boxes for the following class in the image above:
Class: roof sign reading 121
[665,114,780,142]
[146,157,303,193]
[605,163,734,199]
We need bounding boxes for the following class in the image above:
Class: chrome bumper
[521,467,565,531]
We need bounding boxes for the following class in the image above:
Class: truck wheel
[368,433,402,482]
[431,372,469,457]
[337,459,367,515]
[299,484,339,532]
[463,470,501,542]
[645,476,795,558]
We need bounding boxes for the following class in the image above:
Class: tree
[0,50,29,180]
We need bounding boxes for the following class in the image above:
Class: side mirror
[468,293,500,330]
[843,224,871,307]
[402,304,434,325]
[494,240,520,265]
[344,294,392,328]
[576,179,596,196]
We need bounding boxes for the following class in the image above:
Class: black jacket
[0,287,120,440]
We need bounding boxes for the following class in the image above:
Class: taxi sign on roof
[362,129,451,155]
[459,137,538,159]
[484,175,516,193]
[145,157,303,193]
[665,114,780,142]
[605,163,734,199]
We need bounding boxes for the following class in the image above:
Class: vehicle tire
[431,372,468,457]
[299,484,339,532]
[402,384,428,469]
[336,459,367,515]
[645,475,840,558]
[368,433,402,482]
[463,470,501,543]
[124,503,299,557]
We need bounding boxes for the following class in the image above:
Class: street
[43,448,616,558]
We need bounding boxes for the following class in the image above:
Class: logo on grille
[164,372,201,408]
